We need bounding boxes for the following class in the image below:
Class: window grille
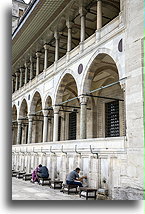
[105,101,120,137]
[68,112,77,140]
[58,116,61,141]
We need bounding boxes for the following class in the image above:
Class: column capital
[79,6,87,17]
[20,67,25,72]
[120,82,126,92]
[66,20,73,29]
[27,114,33,121]
[53,106,60,114]
[12,75,15,80]
[79,95,88,105]
[43,44,49,50]
[36,52,41,58]
[15,71,20,76]
[29,55,33,62]
[54,30,60,40]
[43,110,49,117]
[24,62,29,68]
[17,119,22,124]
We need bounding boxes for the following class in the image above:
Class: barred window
[58,116,61,141]
[105,101,120,137]
[69,112,77,140]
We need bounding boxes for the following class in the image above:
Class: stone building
[12,0,144,200]
[12,0,29,33]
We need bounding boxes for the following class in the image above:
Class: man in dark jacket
[37,165,49,178]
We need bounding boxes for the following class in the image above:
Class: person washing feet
[66,167,87,187]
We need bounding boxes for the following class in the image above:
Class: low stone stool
[39,177,51,186]
[79,187,97,200]
[97,188,108,200]
[62,184,78,195]
[16,172,26,179]
[12,170,20,177]
[50,180,63,189]
[23,173,32,181]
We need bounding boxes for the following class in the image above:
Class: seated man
[37,165,49,179]
[66,167,87,187]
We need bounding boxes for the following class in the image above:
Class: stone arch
[12,104,18,145]
[43,94,53,110]
[18,98,28,118]
[81,48,124,94]
[29,91,42,114]
[29,91,43,143]
[12,104,17,121]
[54,70,79,105]
[54,72,80,141]
[80,50,125,139]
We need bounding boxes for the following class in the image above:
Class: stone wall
[12,0,144,200]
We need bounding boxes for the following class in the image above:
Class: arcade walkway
[12,178,84,200]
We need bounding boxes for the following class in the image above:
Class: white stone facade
[12,0,28,33]
[12,0,144,200]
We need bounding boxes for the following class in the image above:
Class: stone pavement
[12,177,85,200]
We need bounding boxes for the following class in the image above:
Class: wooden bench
[23,173,32,181]
[50,180,63,189]
[79,187,97,200]
[39,177,51,186]
[62,184,78,195]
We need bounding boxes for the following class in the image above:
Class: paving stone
[12,178,85,200]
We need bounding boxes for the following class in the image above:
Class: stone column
[43,110,49,142]
[36,52,41,76]
[17,119,22,145]
[24,62,28,84]
[27,115,33,144]
[79,96,88,139]
[12,75,15,93]
[30,56,33,80]
[66,20,73,52]
[48,119,52,142]
[44,44,49,70]
[53,106,60,142]
[54,31,60,62]
[19,67,24,88]
[97,0,102,30]
[15,71,19,91]
[79,6,87,43]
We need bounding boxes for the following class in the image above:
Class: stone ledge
[112,187,144,200]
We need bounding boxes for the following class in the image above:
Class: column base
[66,52,70,62]
[79,42,84,53]
[96,29,101,42]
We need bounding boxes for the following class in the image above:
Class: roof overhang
[12,0,71,66]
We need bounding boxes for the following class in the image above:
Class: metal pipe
[88,77,127,94]
[75,145,81,155]
[90,145,98,159]
[59,109,78,113]
[33,148,38,154]
[84,94,124,102]
[56,104,91,110]
[61,145,67,155]
[50,146,55,155]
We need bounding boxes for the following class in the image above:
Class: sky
[24,0,31,3]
